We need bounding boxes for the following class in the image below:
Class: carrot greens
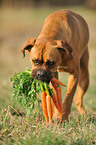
[10,68,52,114]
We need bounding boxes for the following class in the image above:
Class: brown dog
[21,9,89,121]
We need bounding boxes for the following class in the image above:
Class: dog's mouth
[32,69,52,83]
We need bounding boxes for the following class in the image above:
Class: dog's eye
[32,59,40,65]
[46,60,55,67]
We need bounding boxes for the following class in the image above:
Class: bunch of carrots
[10,68,66,124]
[40,78,66,124]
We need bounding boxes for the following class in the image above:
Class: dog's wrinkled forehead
[35,39,57,50]
[30,39,57,60]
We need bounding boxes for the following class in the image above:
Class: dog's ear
[21,38,36,58]
[56,40,73,59]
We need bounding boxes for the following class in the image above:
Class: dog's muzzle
[32,69,52,83]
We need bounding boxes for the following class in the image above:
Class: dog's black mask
[32,69,52,83]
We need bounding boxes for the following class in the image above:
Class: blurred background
[0,0,96,8]
[0,0,96,114]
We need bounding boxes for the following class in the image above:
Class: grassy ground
[0,5,96,145]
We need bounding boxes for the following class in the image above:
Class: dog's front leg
[62,73,79,121]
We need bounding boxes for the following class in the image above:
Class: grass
[0,5,96,145]
[1,108,96,145]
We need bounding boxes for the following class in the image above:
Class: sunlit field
[0,6,96,144]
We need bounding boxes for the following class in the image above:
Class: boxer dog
[21,9,89,121]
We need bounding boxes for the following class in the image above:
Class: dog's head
[21,38,73,83]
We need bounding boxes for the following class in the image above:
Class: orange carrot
[56,86,62,112]
[44,82,53,123]
[46,95,52,124]
[51,92,62,115]
[41,92,49,124]
[51,81,58,89]
[51,78,66,87]
[51,81,62,112]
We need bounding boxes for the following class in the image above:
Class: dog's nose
[36,70,46,78]
[36,69,52,83]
